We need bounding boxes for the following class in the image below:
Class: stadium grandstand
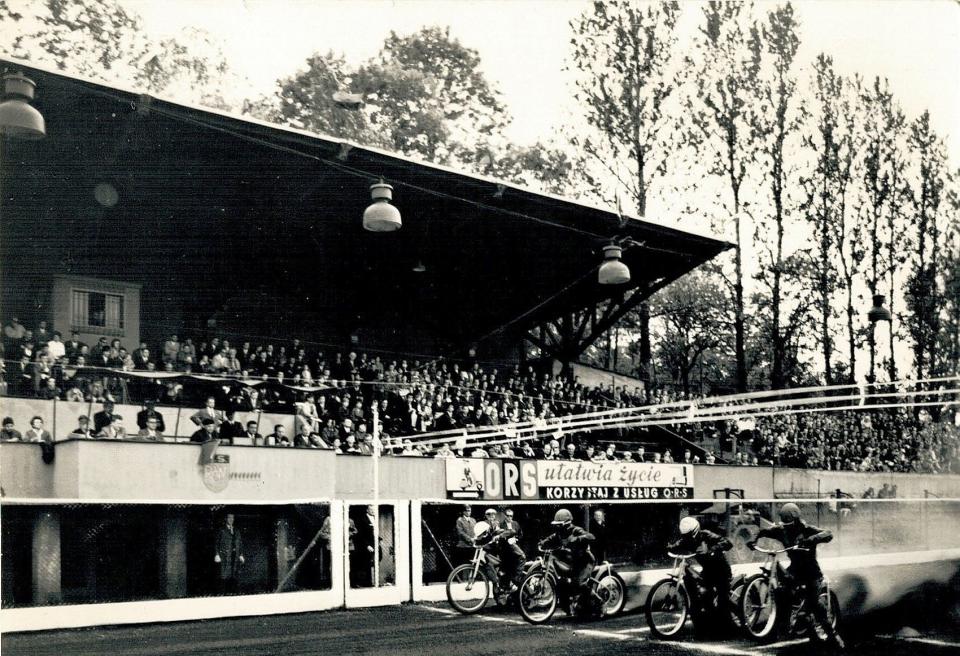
[1,58,958,641]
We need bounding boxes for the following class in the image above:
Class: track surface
[3,602,958,656]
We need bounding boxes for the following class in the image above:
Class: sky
[124,0,960,162]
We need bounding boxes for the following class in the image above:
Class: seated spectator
[434,443,454,458]
[39,376,62,400]
[46,331,66,361]
[64,331,85,362]
[343,434,361,455]
[218,410,244,445]
[320,418,339,446]
[64,384,85,402]
[604,444,618,461]
[136,400,167,433]
[621,450,635,463]
[191,417,217,443]
[1,417,22,441]
[265,424,290,447]
[70,415,95,438]
[98,415,127,440]
[132,343,153,370]
[294,423,317,448]
[136,416,164,441]
[242,420,263,445]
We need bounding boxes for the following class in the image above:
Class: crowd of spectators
[1,316,957,473]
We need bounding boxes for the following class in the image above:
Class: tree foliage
[0,0,236,108]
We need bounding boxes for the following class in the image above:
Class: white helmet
[473,521,491,538]
[679,516,700,536]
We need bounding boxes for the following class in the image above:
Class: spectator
[192,396,223,428]
[265,424,290,447]
[136,400,167,433]
[40,376,62,400]
[214,513,245,594]
[64,331,85,362]
[218,410,244,445]
[1,417,23,441]
[93,401,117,433]
[163,335,180,364]
[46,331,66,361]
[591,509,608,563]
[454,505,476,564]
[242,420,263,445]
[191,417,217,443]
[136,416,164,441]
[70,415,95,438]
[98,415,127,440]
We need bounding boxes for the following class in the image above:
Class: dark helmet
[551,508,573,526]
[779,503,801,524]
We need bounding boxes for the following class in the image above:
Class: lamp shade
[363,182,401,232]
[867,294,892,323]
[0,73,45,139]
[598,244,630,285]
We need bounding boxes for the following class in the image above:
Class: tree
[569,0,684,395]
[855,76,909,382]
[245,51,380,146]
[356,26,509,165]
[904,111,948,380]
[752,2,804,389]
[650,271,732,396]
[0,0,236,108]
[686,1,763,392]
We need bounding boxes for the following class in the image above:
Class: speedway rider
[538,508,596,600]
[748,502,844,649]
[474,508,525,591]
[667,516,734,629]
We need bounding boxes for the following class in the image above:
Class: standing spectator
[192,396,223,428]
[503,508,521,541]
[352,505,377,588]
[214,513,244,594]
[455,505,477,564]
[163,335,181,364]
[591,508,609,564]
[136,400,167,433]
[1,417,23,441]
[94,401,117,434]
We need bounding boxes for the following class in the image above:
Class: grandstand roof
[0,58,731,356]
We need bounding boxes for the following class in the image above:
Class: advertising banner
[445,458,693,501]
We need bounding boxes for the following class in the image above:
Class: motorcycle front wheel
[645,578,690,639]
[518,572,557,624]
[446,564,491,615]
[740,574,778,641]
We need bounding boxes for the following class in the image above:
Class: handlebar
[750,544,810,554]
[667,551,697,559]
